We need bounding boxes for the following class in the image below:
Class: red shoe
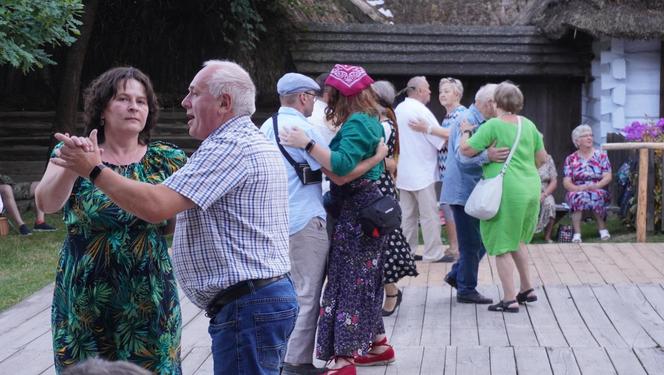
[354,336,396,366]
[323,357,356,375]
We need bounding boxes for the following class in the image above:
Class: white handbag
[464,116,522,220]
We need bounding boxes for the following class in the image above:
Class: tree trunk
[49,0,99,159]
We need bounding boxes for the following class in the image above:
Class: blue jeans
[447,205,486,296]
[208,276,299,375]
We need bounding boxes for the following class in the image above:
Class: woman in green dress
[36,67,185,374]
[459,81,548,313]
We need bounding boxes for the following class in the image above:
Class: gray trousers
[285,216,329,364]
[399,183,444,261]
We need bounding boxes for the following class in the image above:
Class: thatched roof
[531,0,664,39]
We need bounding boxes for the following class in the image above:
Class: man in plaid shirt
[53,60,297,375]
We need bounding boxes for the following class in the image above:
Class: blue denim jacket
[440,104,491,205]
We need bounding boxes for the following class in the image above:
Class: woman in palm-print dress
[371,81,418,317]
[36,67,184,374]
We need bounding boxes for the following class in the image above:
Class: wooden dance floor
[2,243,664,374]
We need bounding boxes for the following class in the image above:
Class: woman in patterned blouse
[562,124,612,243]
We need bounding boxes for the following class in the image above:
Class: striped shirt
[163,115,291,309]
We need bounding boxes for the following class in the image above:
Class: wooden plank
[573,347,617,375]
[525,286,568,347]
[455,346,490,375]
[620,243,664,281]
[0,284,52,335]
[421,284,452,346]
[599,243,650,283]
[450,292,479,346]
[634,347,664,375]
[558,243,604,284]
[567,285,626,348]
[182,347,212,375]
[546,347,580,375]
[192,352,214,375]
[637,284,664,321]
[444,346,457,375]
[591,284,655,348]
[545,245,581,285]
[384,346,422,375]
[181,311,212,354]
[578,243,629,284]
[528,244,562,286]
[490,346,516,375]
[476,285,509,347]
[514,347,553,375]
[503,302,539,347]
[544,286,597,347]
[419,346,446,375]
[614,284,664,347]
[0,331,53,375]
[605,347,647,375]
[634,244,664,276]
[0,309,51,362]
[389,286,426,346]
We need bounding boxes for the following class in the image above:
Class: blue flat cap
[277,73,320,96]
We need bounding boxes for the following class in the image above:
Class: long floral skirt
[316,179,387,360]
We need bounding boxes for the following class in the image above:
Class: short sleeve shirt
[163,115,291,309]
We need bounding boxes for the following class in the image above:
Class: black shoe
[444,274,457,289]
[382,289,403,317]
[18,224,32,236]
[281,363,326,375]
[516,288,538,304]
[457,292,493,304]
[413,254,423,261]
[488,300,519,313]
[433,254,455,263]
[33,222,56,232]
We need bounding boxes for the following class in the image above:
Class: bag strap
[499,116,522,176]
[272,113,299,168]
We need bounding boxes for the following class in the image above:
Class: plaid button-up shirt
[163,115,291,309]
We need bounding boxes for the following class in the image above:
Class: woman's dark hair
[83,67,159,145]
[325,87,380,128]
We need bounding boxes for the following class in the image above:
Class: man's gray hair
[372,80,396,107]
[475,83,497,103]
[571,124,593,148]
[203,60,256,116]
[405,76,427,97]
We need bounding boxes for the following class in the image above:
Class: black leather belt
[205,274,287,317]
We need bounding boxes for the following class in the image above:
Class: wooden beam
[602,142,664,150]
[637,148,649,242]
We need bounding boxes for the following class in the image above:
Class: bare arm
[591,172,612,190]
[535,149,548,168]
[408,118,450,139]
[35,161,79,213]
[51,130,195,223]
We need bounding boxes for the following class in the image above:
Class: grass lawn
[0,212,64,312]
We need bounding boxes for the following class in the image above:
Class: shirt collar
[278,106,307,120]
[468,104,485,124]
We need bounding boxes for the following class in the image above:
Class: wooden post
[603,142,664,242]
[637,148,649,242]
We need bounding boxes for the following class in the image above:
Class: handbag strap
[499,116,522,176]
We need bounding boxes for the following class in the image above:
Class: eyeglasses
[301,92,318,101]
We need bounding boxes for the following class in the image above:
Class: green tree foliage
[0,0,83,72]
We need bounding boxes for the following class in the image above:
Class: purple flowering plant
[622,118,664,141]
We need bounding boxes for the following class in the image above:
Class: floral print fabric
[563,149,612,216]
[536,156,557,232]
[316,179,386,360]
[51,141,186,374]
[377,119,418,284]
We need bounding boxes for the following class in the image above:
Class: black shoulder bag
[272,114,322,185]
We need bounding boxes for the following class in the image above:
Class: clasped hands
[51,129,103,178]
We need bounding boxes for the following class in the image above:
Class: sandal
[488,300,519,313]
[516,288,538,304]
[381,289,402,317]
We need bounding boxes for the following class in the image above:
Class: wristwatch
[89,164,107,185]
[305,139,317,153]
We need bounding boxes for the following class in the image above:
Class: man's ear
[218,93,232,114]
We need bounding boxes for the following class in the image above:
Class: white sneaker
[572,233,582,243]
[599,229,611,241]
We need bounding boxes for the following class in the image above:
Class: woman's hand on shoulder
[279,126,310,149]
[408,118,429,133]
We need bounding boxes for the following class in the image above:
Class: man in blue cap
[260,73,385,375]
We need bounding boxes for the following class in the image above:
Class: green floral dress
[51,141,186,374]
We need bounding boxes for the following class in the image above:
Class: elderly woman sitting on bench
[562,124,612,243]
